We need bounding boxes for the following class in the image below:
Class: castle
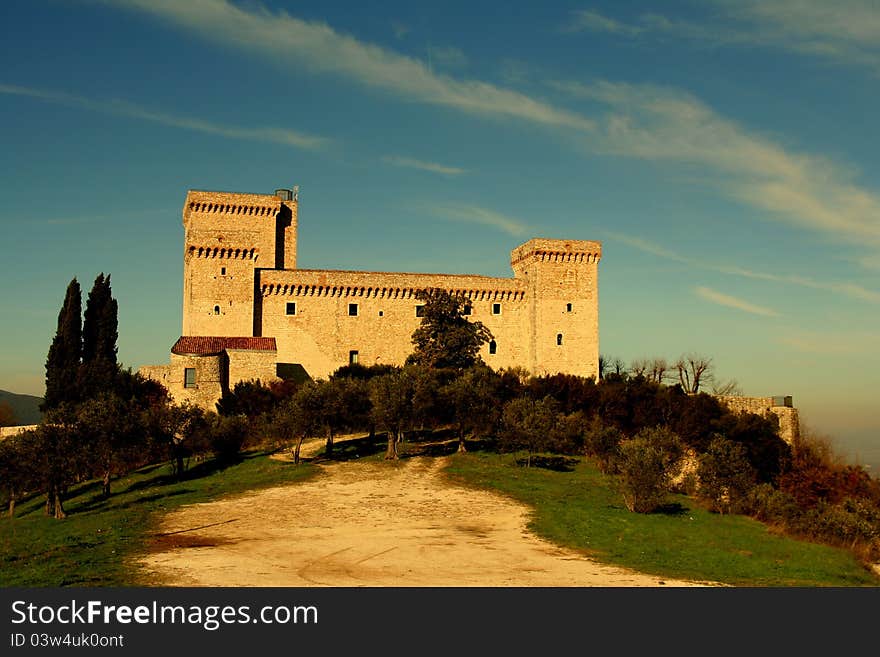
[140,187,602,409]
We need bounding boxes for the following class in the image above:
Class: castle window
[184,368,196,388]
[489,340,497,355]
[566,303,572,312]
[415,305,425,317]
[349,350,359,365]
[492,303,501,315]
[378,310,384,317]
[286,302,296,316]
[213,305,220,315]
[463,304,472,316]
[557,333,563,346]
[348,303,359,316]
[221,267,226,276]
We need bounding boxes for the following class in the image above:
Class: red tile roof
[171,336,277,355]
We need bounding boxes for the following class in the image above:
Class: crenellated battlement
[510,238,602,270]
[186,246,260,260]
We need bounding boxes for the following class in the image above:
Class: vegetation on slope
[0,452,316,587]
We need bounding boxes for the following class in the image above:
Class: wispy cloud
[611,233,880,304]
[605,232,691,264]
[695,286,779,317]
[0,83,327,150]
[383,155,467,176]
[717,265,880,304]
[99,2,880,252]
[103,0,594,132]
[553,80,880,247]
[432,204,530,236]
[562,3,880,73]
[563,10,644,36]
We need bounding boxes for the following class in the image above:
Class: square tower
[181,188,297,337]
[511,238,602,379]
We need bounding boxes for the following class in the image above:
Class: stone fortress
[140,186,602,409]
[137,185,798,445]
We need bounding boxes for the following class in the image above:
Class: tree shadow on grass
[73,489,194,514]
[514,455,578,472]
[652,502,689,516]
[312,434,386,463]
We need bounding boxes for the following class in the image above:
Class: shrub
[697,436,757,514]
[582,417,622,474]
[499,396,559,466]
[615,437,671,513]
[746,483,801,526]
[208,414,248,462]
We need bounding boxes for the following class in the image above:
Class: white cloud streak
[554,79,880,247]
[383,155,467,176]
[695,286,780,316]
[610,233,880,304]
[98,2,880,254]
[103,0,594,132]
[432,204,530,236]
[563,3,880,73]
[0,82,327,150]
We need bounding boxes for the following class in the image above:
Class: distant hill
[0,389,44,426]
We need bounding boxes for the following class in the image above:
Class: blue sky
[1,0,878,470]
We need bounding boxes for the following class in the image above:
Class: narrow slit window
[221,267,226,276]
[184,368,196,388]
[213,305,220,315]
[349,350,359,365]
[348,303,358,316]
[557,333,563,346]
[492,303,501,315]
[489,340,497,355]
[566,302,572,312]
[286,302,296,316]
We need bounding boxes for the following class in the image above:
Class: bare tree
[629,358,650,378]
[675,354,713,394]
[649,358,670,384]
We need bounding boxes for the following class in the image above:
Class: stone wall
[0,425,38,440]
[259,268,531,379]
[717,395,800,445]
[140,354,226,410]
[227,348,278,387]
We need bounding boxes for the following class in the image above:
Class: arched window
[557,333,563,345]
[489,340,497,355]
[214,305,220,315]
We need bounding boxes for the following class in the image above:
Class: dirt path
[137,445,715,587]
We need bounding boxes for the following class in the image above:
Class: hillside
[0,389,44,425]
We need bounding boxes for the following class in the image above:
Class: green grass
[444,450,879,587]
[0,452,317,587]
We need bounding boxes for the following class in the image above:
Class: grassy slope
[0,452,317,587]
[444,450,878,587]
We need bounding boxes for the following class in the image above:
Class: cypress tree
[81,273,119,397]
[42,278,82,411]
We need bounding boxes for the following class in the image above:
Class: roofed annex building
[140,187,603,409]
